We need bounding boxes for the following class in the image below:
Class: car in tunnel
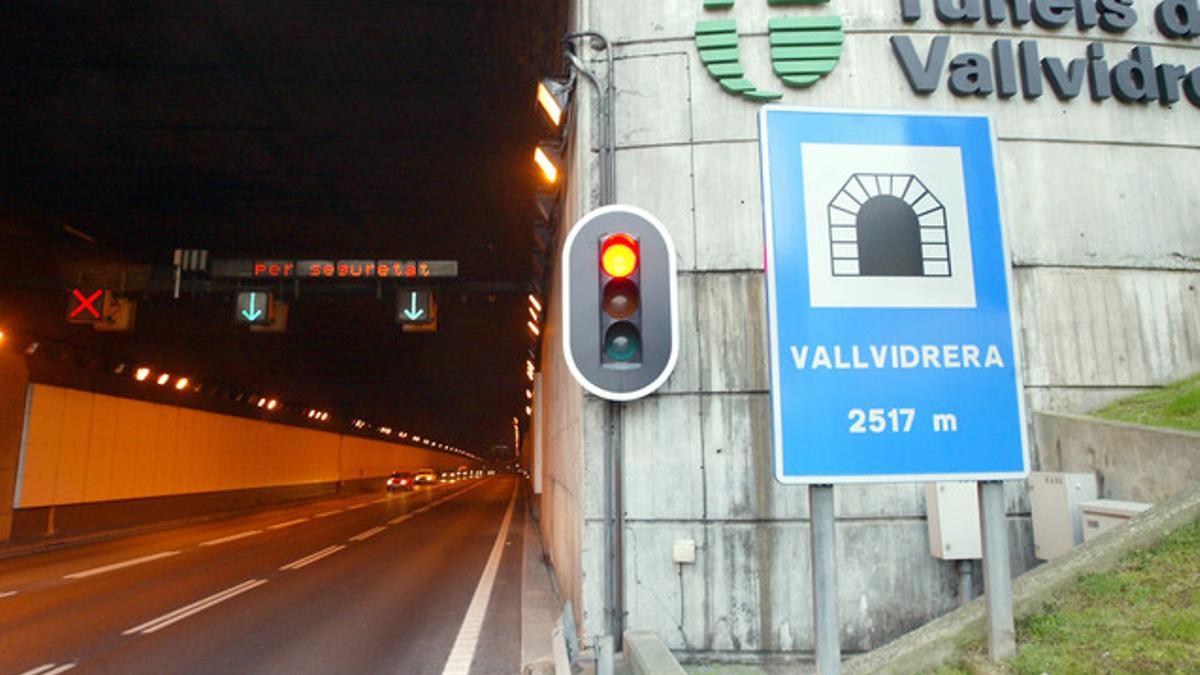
[386,471,414,492]
[413,468,437,485]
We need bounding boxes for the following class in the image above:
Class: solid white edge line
[440,485,517,675]
[266,518,309,530]
[199,530,262,547]
[63,551,182,580]
[124,579,267,635]
[349,526,386,542]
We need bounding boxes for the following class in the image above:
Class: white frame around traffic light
[561,204,679,402]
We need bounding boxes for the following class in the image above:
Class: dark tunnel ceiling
[0,1,566,457]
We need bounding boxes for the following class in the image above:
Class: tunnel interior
[0,2,568,458]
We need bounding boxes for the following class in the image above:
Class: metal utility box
[1028,472,1098,560]
[925,481,982,560]
[1080,499,1153,542]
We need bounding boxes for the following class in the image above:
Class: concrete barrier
[626,630,687,675]
[843,480,1200,674]
[1034,411,1200,504]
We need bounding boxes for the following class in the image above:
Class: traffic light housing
[563,205,678,401]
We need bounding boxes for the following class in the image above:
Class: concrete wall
[1034,411,1200,504]
[536,0,1200,664]
[15,384,468,508]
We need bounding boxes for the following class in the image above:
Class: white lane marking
[199,530,262,547]
[349,526,386,542]
[63,551,181,580]
[314,509,343,518]
[441,486,518,675]
[346,503,368,511]
[124,579,267,635]
[17,663,76,675]
[267,518,309,530]
[279,545,346,571]
[372,497,388,504]
[388,514,413,525]
[0,590,18,599]
[412,506,431,515]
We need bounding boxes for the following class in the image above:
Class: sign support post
[979,480,1016,660]
[809,484,841,674]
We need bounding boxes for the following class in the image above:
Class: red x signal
[68,288,105,322]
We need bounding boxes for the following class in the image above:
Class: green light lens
[603,321,641,362]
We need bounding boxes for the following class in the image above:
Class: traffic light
[563,205,678,401]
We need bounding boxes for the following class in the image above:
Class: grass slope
[940,518,1200,674]
[1094,373,1200,432]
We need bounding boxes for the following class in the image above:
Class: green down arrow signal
[403,293,425,321]
[242,294,264,321]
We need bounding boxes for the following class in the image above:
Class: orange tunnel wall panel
[16,385,479,508]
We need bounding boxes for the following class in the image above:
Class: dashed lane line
[63,551,182,580]
[349,526,386,542]
[266,518,309,530]
[314,509,343,518]
[346,503,368,511]
[1,590,18,599]
[17,663,76,675]
[279,545,346,571]
[199,530,262,547]
[388,514,413,525]
[123,579,268,635]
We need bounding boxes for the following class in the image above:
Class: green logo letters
[696,0,844,101]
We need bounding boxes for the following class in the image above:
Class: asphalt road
[0,476,525,675]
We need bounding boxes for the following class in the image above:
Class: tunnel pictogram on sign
[827,173,950,278]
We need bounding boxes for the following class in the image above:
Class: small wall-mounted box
[672,539,696,564]
[925,481,982,560]
[1029,472,1098,560]
[1080,499,1153,542]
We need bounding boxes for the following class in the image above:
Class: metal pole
[565,30,622,660]
[978,480,1016,660]
[809,484,841,674]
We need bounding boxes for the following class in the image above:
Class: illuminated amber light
[135,367,151,382]
[534,147,558,184]
[267,399,278,411]
[527,320,540,336]
[537,82,564,127]
[601,235,639,278]
[528,294,543,312]
[156,373,170,386]
[174,377,189,391]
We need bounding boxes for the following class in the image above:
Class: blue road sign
[759,108,1028,484]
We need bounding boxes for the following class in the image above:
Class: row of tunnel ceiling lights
[0,327,477,460]
[520,78,572,422]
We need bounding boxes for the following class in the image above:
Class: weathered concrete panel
[622,395,705,520]
[623,518,1036,656]
[615,144,696,271]
[1016,267,1200,388]
[614,52,693,149]
[702,393,806,521]
[1034,411,1200,504]
[661,274,703,395]
[1001,141,1200,270]
[693,141,765,271]
[695,272,770,392]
